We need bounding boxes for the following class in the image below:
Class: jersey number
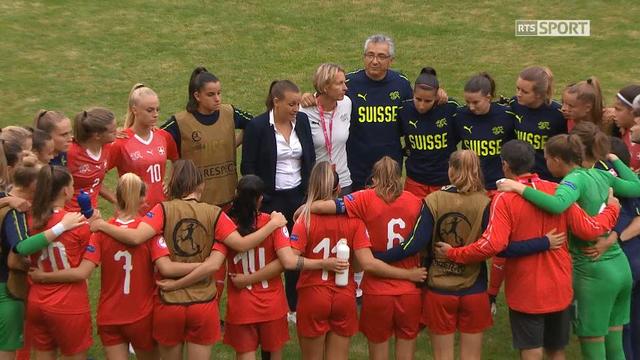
[114,250,133,294]
[233,248,267,289]
[312,238,338,281]
[387,218,406,250]
[38,242,70,271]
[146,164,162,183]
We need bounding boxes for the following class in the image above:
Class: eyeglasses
[364,53,391,61]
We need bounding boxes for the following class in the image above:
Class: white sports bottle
[335,239,350,286]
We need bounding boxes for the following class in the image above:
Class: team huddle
[1,33,640,360]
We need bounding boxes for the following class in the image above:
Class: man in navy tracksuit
[345,34,413,190]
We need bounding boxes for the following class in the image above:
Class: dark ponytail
[32,165,72,230]
[415,67,439,92]
[73,107,115,143]
[186,67,219,113]
[570,121,610,161]
[544,134,584,166]
[168,159,204,200]
[464,72,496,98]
[228,175,265,236]
[265,80,299,111]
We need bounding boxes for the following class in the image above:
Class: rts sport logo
[515,20,590,37]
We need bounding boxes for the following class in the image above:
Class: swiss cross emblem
[158,146,165,155]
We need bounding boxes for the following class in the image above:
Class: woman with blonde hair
[108,83,179,211]
[300,63,352,194]
[308,156,424,359]
[229,162,426,360]
[90,160,287,360]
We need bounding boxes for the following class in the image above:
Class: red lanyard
[317,103,336,163]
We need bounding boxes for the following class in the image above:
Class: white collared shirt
[269,110,302,190]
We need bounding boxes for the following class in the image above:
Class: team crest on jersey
[281,226,290,238]
[130,151,143,161]
[157,146,165,155]
[492,126,504,135]
[172,218,206,256]
[408,120,418,128]
[389,91,400,101]
[191,130,202,142]
[436,118,447,128]
[538,121,550,130]
[79,164,90,174]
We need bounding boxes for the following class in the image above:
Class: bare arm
[154,257,202,278]
[99,187,116,204]
[229,259,284,289]
[156,250,226,291]
[221,212,287,252]
[355,248,427,282]
[90,219,157,246]
[309,200,338,214]
[29,260,96,283]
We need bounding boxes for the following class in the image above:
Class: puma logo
[357,93,367,102]
[464,125,473,134]
[507,111,523,123]
[408,120,418,128]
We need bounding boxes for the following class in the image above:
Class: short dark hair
[609,136,631,166]
[501,140,535,175]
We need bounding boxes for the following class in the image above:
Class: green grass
[2,0,639,358]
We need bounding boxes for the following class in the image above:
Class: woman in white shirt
[300,63,353,195]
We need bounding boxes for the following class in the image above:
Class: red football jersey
[291,214,370,291]
[84,217,166,325]
[28,210,91,314]
[108,128,178,210]
[343,190,422,295]
[213,213,289,324]
[142,203,237,242]
[622,131,640,171]
[65,141,111,211]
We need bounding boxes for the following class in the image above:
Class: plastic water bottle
[78,190,93,218]
[335,239,350,287]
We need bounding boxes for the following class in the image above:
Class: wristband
[335,198,346,214]
[51,222,66,237]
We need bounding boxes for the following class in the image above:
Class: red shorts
[26,304,92,356]
[404,177,443,198]
[360,294,421,343]
[223,317,289,353]
[422,290,493,334]
[153,300,220,346]
[297,286,358,338]
[98,312,155,351]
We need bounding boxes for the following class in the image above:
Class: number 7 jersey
[343,189,423,295]
[83,217,167,325]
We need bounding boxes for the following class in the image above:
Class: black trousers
[261,186,305,312]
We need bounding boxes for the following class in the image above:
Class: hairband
[617,93,634,108]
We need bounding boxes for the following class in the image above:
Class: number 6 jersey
[343,189,423,295]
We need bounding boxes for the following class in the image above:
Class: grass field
[1,1,639,358]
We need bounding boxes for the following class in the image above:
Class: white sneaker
[129,343,135,354]
[287,311,297,324]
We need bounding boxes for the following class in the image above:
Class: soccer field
[1,1,639,358]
